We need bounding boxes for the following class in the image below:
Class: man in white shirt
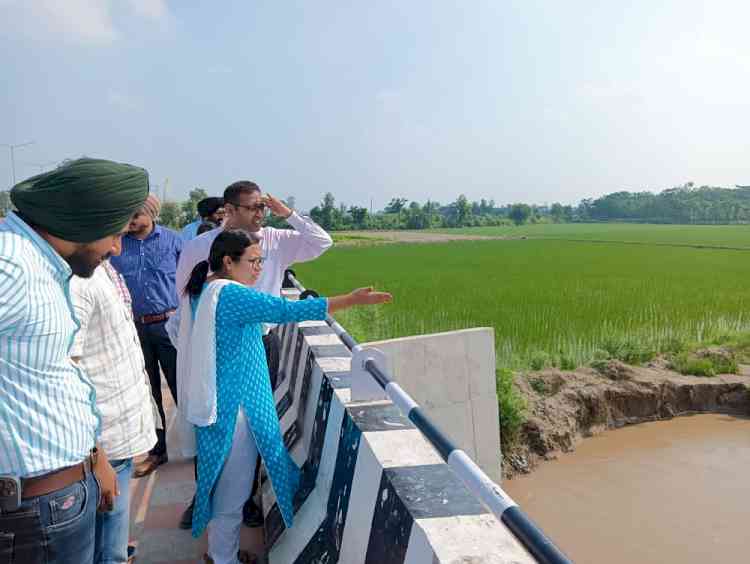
[170,180,333,529]
[70,259,158,563]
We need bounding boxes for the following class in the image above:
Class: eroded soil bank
[504,359,750,478]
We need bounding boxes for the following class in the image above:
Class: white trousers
[207,408,259,564]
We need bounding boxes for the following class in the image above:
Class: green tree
[159,201,182,230]
[550,203,565,222]
[310,192,338,230]
[349,206,369,228]
[0,191,11,217]
[404,201,428,229]
[509,203,532,225]
[180,188,209,227]
[453,194,471,227]
[384,198,408,214]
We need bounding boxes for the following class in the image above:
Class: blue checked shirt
[110,224,182,319]
[0,212,100,477]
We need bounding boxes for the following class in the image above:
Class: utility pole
[1,141,35,187]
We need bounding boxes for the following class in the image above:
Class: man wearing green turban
[0,157,148,563]
[10,157,149,277]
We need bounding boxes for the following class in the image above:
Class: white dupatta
[175,278,242,457]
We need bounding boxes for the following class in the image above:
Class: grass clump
[529,351,551,371]
[670,348,738,377]
[558,355,577,370]
[671,354,717,377]
[600,337,657,365]
[497,368,526,448]
[529,376,549,395]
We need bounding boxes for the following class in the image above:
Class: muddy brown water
[503,414,750,564]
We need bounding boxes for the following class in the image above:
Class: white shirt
[167,212,332,344]
[70,261,157,461]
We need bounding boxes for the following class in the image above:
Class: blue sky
[2,1,749,211]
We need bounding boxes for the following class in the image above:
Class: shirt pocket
[145,243,175,275]
[112,251,140,278]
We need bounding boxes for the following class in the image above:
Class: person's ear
[222,255,234,274]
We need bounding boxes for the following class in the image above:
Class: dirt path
[333,230,509,245]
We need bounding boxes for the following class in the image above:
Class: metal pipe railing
[284,271,572,564]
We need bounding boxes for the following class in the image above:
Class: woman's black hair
[184,229,256,297]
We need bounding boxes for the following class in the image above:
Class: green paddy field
[296,223,750,370]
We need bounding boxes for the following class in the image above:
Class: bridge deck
[128,385,264,563]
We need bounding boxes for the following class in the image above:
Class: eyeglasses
[228,201,267,214]
[245,256,265,268]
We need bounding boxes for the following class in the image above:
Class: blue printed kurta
[191,284,327,538]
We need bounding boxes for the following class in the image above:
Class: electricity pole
[1,141,35,187]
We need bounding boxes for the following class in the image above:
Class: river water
[503,414,750,564]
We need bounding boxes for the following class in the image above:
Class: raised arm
[217,284,391,326]
[264,194,333,265]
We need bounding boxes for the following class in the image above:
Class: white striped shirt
[70,262,157,461]
[0,212,100,477]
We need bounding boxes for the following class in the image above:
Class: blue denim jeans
[94,458,132,563]
[0,467,100,564]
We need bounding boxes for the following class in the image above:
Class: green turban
[10,157,149,243]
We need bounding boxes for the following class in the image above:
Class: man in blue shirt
[180,196,224,241]
[111,194,183,478]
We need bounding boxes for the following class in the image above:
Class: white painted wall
[360,327,502,483]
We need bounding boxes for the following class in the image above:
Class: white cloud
[26,0,118,44]
[0,0,170,44]
[127,0,168,21]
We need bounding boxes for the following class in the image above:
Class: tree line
[4,182,750,229]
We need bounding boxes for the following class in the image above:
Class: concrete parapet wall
[264,316,533,563]
[359,328,502,483]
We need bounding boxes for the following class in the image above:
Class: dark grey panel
[349,403,414,432]
[309,344,351,358]
[276,391,292,419]
[293,377,333,509]
[326,371,352,390]
[292,410,362,563]
[298,325,336,337]
[295,351,315,436]
[385,464,488,519]
[365,470,412,564]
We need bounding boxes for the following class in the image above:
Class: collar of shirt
[3,211,72,282]
[124,223,163,243]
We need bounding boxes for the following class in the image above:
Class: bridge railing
[284,270,572,564]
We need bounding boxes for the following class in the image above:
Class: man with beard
[181,197,225,241]
[0,157,148,563]
[110,194,183,478]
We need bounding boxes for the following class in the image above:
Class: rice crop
[294,234,750,369]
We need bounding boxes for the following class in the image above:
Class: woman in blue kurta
[181,229,391,564]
